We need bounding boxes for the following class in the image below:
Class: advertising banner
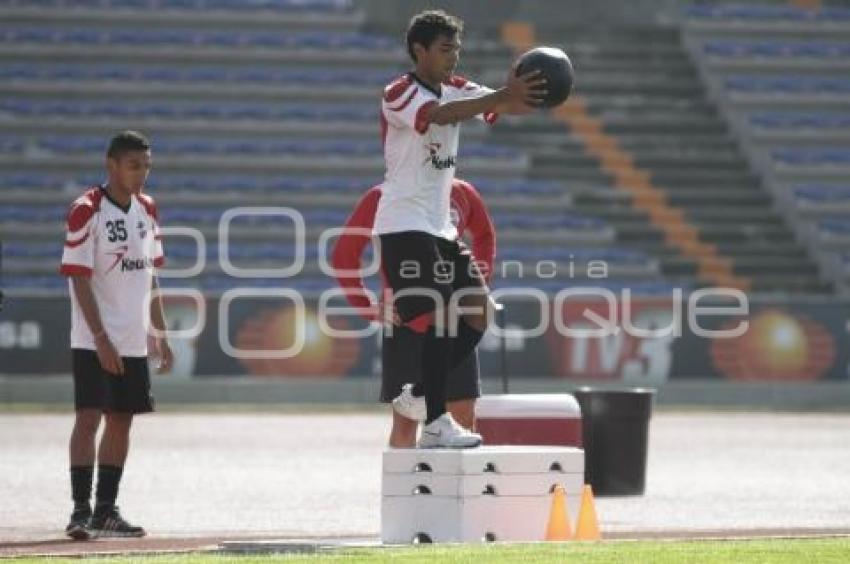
[2,295,848,382]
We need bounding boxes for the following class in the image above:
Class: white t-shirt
[375,73,497,240]
[60,186,165,357]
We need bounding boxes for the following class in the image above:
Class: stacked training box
[381,445,584,543]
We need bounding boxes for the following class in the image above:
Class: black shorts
[379,231,486,323]
[380,325,481,403]
[72,349,155,414]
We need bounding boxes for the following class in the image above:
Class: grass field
[6,538,850,564]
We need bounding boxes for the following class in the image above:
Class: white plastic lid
[475,394,581,419]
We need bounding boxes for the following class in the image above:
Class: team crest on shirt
[137,220,147,239]
[422,142,456,171]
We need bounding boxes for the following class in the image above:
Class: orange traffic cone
[575,484,601,540]
[544,484,573,541]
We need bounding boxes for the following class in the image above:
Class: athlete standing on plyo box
[375,10,544,448]
[332,178,496,448]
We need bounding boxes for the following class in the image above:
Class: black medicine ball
[515,46,575,108]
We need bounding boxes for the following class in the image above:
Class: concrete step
[634,153,749,170]
[685,210,787,225]
[651,169,761,187]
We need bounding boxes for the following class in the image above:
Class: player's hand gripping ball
[515,46,574,108]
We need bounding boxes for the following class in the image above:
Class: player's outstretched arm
[426,69,547,125]
[70,276,124,375]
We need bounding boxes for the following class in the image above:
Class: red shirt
[331,179,496,320]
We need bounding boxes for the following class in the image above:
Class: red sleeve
[331,187,382,320]
[136,193,159,222]
[461,182,496,282]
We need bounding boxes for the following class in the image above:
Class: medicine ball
[515,46,575,108]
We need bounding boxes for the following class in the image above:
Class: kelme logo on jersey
[120,257,156,272]
[423,142,456,171]
[105,245,154,273]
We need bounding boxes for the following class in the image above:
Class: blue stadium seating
[0,206,65,222]
[793,185,850,204]
[685,4,850,22]
[704,40,850,59]
[498,246,649,265]
[4,135,520,160]
[160,208,350,225]
[1,276,69,291]
[772,148,850,166]
[724,75,850,94]
[2,242,63,258]
[3,0,353,11]
[818,218,850,235]
[0,172,102,189]
[0,98,378,121]
[0,172,569,197]
[492,213,608,231]
[749,112,850,130]
[0,64,396,85]
[0,275,685,296]
[0,138,25,152]
[490,278,686,295]
[0,241,320,261]
[0,27,396,50]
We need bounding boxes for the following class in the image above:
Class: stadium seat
[498,246,649,265]
[21,134,521,160]
[772,148,850,166]
[0,63,396,86]
[3,0,354,9]
[704,40,850,59]
[0,205,66,222]
[724,76,850,95]
[818,218,850,235]
[1,26,395,51]
[793,185,850,204]
[750,112,850,130]
[685,4,850,22]
[492,213,608,231]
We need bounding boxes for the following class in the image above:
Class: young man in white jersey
[376,10,545,448]
[60,131,173,539]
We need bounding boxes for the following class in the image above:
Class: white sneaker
[418,413,483,449]
[392,383,426,422]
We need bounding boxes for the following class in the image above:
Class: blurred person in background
[332,178,496,448]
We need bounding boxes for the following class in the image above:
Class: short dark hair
[107,130,150,159]
[406,10,463,62]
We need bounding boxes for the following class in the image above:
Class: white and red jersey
[60,185,164,357]
[375,73,497,240]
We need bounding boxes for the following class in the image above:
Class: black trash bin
[572,388,655,496]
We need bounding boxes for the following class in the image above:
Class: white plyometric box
[382,471,583,497]
[382,445,584,475]
[382,494,581,543]
[381,446,584,544]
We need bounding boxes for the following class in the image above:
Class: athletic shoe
[392,383,426,422]
[88,506,146,538]
[418,412,482,449]
[65,507,91,540]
